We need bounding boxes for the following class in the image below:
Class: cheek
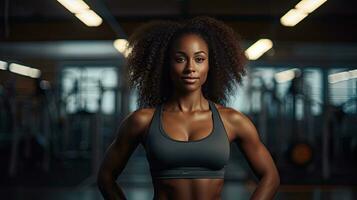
[200,64,209,83]
[170,58,186,72]
[169,63,181,81]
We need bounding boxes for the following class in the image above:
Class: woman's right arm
[97,109,152,200]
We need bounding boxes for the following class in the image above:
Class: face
[169,33,209,93]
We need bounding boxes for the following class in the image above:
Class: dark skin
[97,34,280,200]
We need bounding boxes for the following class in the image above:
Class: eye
[195,57,205,63]
[175,57,185,63]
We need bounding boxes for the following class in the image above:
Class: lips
[181,77,199,79]
[181,77,198,84]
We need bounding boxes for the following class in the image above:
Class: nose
[184,58,196,73]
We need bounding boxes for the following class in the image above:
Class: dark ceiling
[1,0,357,43]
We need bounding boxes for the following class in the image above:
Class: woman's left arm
[229,110,280,200]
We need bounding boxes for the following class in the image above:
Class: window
[228,67,323,116]
[329,68,357,114]
[61,66,117,114]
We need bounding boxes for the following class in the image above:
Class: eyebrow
[175,51,207,55]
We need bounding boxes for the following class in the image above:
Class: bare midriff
[153,178,224,200]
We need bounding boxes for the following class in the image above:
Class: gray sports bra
[143,100,230,179]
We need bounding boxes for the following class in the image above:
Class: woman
[97,16,280,200]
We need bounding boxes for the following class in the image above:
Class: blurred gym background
[1,0,357,199]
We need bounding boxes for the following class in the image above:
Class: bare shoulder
[214,103,248,125]
[213,103,255,141]
[119,107,156,140]
[129,107,156,126]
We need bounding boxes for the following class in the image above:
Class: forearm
[250,175,280,200]
[97,176,127,200]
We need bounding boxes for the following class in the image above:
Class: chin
[178,85,201,92]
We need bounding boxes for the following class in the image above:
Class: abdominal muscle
[153,178,224,200]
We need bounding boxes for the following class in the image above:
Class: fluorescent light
[281,0,327,27]
[0,60,7,70]
[245,39,273,60]
[295,0,327,13]
[280,9,308,27]
[113,39,128,53]
[9,63,41,78]
[328,69,357,84]
[113,39,132,57]
[75,10,103,27]
[350,69,357,79]
[57,0,89,14]
[123,47,132,57]
[274,68,300,83]
[57,0,103,27]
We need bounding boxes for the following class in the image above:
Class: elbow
[274,173,280,189]
[97,169,113,189]
[275,168,280,186]
[261,170,280,191]
[268,170,280,190]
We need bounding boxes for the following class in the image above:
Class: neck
[165,90,209,112]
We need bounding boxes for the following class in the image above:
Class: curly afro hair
[126,16,247,108]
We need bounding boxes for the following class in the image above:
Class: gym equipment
[1,77,58,176]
